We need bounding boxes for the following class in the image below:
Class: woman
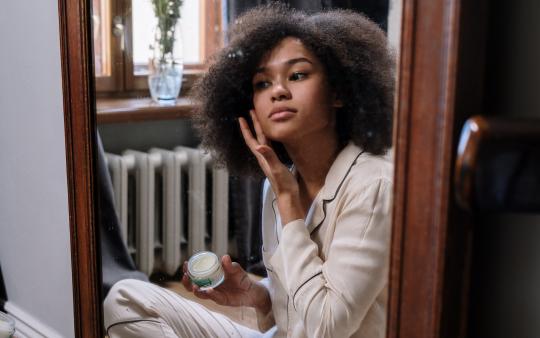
[104,4,394,337]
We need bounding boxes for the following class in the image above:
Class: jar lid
[188,251,220,277]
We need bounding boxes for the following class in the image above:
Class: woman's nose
[271,81,291,101]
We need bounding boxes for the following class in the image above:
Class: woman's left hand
[239,110,303,223]
[181,255,271,313]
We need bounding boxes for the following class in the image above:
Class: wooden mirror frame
[59,0,481,336]
[58,0,101,336]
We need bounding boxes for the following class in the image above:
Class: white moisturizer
[187,251,225,290]
[192,255,215,272]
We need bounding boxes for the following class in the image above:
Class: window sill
[96,97,195,124]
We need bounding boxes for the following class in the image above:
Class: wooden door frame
[388,0,486,337]
[58,0,483,336]
[387,0,461,335]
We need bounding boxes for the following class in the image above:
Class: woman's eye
[290,72,307,81]
[254,81,270,90]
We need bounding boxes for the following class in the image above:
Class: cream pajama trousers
[104,279,276,338]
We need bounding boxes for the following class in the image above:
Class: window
[92,0,223,96]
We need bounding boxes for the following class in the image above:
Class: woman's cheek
[257,113,272,134]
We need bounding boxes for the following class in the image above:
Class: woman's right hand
[181,254,271,314]
[239,113,304,225]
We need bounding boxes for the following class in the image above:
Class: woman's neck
[283,132,341,201]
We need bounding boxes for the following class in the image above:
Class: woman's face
[251,37,342,145]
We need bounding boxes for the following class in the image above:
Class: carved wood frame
[59,0,476,336]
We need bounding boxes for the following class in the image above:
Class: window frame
[94,0,223,96]
[94,0,124,92]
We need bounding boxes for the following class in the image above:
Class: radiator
[105,147,229,276]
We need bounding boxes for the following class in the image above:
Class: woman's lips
[269,109,296,121]
[269,110,296,121]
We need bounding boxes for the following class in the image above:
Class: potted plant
[148,0,184,105]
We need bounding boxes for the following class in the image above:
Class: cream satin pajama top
[256,142,393,338]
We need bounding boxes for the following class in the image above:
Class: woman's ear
[333,99,344,108]
[332,92,344,108]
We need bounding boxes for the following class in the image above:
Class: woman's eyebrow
[255,57,313,74]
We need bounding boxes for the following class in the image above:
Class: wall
[98,119,198,154]
[0,1,74,337]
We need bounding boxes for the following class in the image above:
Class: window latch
[112,15,125,51]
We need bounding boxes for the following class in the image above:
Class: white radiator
[105,147,229,276]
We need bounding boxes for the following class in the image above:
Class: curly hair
[190,3,395,177]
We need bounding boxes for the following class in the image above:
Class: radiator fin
[105,147,228,276]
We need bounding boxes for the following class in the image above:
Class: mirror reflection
[93,1,402,337]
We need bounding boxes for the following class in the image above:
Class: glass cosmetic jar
[187,251,225,290]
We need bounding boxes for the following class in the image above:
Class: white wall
[0,1,74,337]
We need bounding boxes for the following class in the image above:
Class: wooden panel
[57,0,102,337]
[388,0,491,336]
[387,0,466,337]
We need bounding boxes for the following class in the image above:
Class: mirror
[58,0,480,335]
[91,1,403,337]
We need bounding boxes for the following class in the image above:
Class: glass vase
[148,22,183,105]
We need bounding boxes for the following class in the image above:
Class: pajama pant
[103,279,277,338]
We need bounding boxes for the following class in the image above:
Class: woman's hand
[239,110,304,223]
[181,255,271,314]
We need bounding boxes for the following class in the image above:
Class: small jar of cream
[187,251,224,290]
